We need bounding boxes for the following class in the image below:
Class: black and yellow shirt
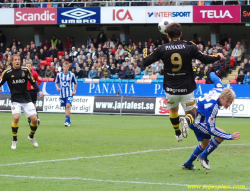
[0,67,41,103]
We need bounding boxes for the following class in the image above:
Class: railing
[0,0,249,8]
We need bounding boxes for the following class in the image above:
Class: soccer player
[0,54,44,149]
[143,23,225,141]
[26,62,42,126]
[55,62,77,127]
[182,72,240,170]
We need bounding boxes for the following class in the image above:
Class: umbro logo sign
[61,8,96,19]
[60,8,98,24]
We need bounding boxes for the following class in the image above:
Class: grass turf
[0,113,249,191]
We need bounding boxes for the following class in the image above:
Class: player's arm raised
[27,69,43,98]
[191,45,225,64]
[143,46,162,67]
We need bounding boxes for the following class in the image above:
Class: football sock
[65,115,70,123]
[12,122,19,141]
[69,116,71,123]
[200,138,221,159]
[169,111,180,136]
[185,111,195,125]
[29,122,38,138]
[185,144,204,166]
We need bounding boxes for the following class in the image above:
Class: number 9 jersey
[143,40,221,95]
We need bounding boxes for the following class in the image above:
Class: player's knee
[30,115,38,124]
[66,104,71,109]
[13,114,20,123]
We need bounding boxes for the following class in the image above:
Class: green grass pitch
[0,112,249,191]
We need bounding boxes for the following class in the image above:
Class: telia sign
[193,5,241,23]
[15,8,57,25]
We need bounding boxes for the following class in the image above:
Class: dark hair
[166,23,182,39]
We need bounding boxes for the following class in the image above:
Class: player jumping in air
[182,72,240,170]
[0,55,44,149]
[26,62,42,126]
[55,62,77,127]
[143,22,225,141]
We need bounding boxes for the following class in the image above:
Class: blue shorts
[60,96,73,107]
[189,125,211,141]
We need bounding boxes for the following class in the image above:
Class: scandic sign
[15,8,57,24]
[193,5,241,23]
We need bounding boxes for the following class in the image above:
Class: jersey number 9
[171,53,182,72]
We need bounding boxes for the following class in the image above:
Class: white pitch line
[0,175,249,190]
[0,143,249,167]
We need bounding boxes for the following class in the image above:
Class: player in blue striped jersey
[55,62,77,127]
[182,72,240,170]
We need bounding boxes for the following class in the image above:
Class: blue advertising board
[57,7,100,24]
[1,82,250,98]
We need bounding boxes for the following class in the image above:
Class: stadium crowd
[0,0,248,8]
[0,29,250,84]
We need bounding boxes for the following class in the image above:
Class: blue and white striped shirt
[55,71,77,98]
[194,72,233,140]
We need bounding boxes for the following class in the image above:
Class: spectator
[153,61,162,75]
[195,67,203,80]
[39,65,46,78]
[101,67,111,79]
[126,65,135,79]
[33,55,40,70]
[88,66,97,79]
[56,39,64,51]
[197,37,205,48]
[202,66,211,83]
[44,45,50,57]
[243,58,249,69]
[133,62,141,75]
[144,65,154,75]
[0,43,5,53]
[228,38,235,50]
[45,65,54,78]
[38,48,46,60]
[97,29,107,45]
[82,67,89,78]
[0,31,6,46]
[69,47,78,62]
[213,61,223,76]
[110,63,116,75]
[2,0,11,8]
[243,72,250,84]
[118,66,126,79]
[237,71,245,84]
[51,35,58,46]
[116,44,124,57]
[240,34,249,54]
[75,67,83,78]
[44,39,51,49]
[49,44,58,58]
[96,68,102,79]
[231,44,242,65]
[238,62,247,75]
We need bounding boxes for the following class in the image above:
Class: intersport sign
[14,8,57,25]
[193,5,240,23]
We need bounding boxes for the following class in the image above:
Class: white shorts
[165,92,196,112]
[11,102,37,118]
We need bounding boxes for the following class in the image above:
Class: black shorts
[28,90,38,103]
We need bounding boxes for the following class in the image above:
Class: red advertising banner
[15,8,57,25]
[193,5,241,23]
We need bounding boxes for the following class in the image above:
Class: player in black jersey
[143,23,225,141]
[0,54,44,149]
